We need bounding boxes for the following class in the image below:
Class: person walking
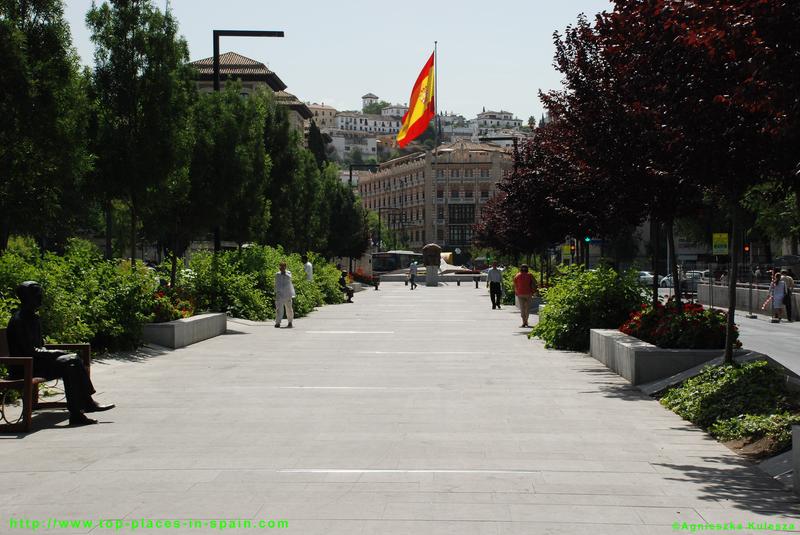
[486,262,503,310]
[274,261,295,328]
[409,261,418,290]
[302,255,313,281]
[781,269,794,322]
[763,271,786,323]
[514,264,538,328]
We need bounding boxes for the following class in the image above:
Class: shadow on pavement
[654,459,800,515]
[94,345,171,364]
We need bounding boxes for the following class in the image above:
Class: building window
[481,189,489,198]
[436,189,444,198]
[450,189,459,198]
[465,188,473,198]
[448,204,475,224]
[448,225,474,245]
[437,229,444,241]
[437,206,444,219]
[465,169,473,178]
[452,169,460,178]
[480,169,490,178]
[436,169,444,178]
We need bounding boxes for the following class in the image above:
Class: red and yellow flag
[396,52,435,148]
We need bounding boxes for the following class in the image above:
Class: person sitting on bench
[5,281,115,426]
[339,271,354,303]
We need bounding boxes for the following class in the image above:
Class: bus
[371,250,423,274]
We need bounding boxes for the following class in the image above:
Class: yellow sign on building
[561,244,572,257]
[712,233,729,255]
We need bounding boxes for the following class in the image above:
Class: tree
[307,120,329,170]
[362,100,391,115]
[87,0,195,265]
[0,0,91,252]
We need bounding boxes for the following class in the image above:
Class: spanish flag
[396,52,435,148]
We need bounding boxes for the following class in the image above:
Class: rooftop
[362,92,379,99]
[274,91,313,119]
[189,51,286,92]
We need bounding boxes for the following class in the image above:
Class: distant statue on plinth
[422,243,442,287]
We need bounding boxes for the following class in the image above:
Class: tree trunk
[666,219,681,309]
[214,226,221,252]
[724,205,740,364]
[104,200,113,260]
[130,202,137,268]
[170,249,178,288]
[0,214,9,254]
[650,217,659,307]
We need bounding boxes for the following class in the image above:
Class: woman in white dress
[769,272,787,323]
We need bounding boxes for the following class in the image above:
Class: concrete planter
[142,312,227,349]
[794,426,800,496]
[589,329,736,385]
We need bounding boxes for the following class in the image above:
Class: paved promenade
[1,283,798,534]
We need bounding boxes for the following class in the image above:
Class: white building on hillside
[335,112,402,135]
[382,104,408,118]
[362,93,379,110]
[474,110,522,133]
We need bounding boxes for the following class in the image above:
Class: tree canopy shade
[87,0,195,264]
[0,0,91,252]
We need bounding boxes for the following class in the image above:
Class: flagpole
[433,41,439,246]
[434,41,439,148]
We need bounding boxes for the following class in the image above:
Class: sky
[63,0,612,121]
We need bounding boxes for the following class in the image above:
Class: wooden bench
[0,328,91,432]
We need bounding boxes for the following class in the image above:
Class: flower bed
[620,298,740,349]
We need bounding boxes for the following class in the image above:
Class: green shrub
[620,298,739,349]
[710,412,800,449]
[185,245,343,321]
[0,238,156,351]
[530,265,645,351]
[660,360,794,428]
[501,267,519,305]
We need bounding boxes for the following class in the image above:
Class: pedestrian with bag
[762,271,786,323]
[513,264,538,328]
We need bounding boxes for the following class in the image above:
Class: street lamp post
[349,163,378,188]
[211,29,284,251]
[212,30,285,91]
[377,206,403,252]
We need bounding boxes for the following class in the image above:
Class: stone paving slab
[0,283,797,533]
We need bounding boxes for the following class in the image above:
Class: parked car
[638,271,655,286]
[660,271,705,292]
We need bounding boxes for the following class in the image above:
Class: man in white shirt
[409,261,418,290]
[486,262,503,309]
[274,261,296,328]
[302,255,313,281]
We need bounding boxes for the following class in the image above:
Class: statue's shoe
[85,401,115,413]
[69,414,98,426]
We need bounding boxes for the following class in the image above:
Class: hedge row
[0,238,343,352]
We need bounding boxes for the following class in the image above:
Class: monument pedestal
[426,270,438,287]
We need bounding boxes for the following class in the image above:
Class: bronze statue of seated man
[5,281,114,426]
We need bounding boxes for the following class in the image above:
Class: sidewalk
[0,283,797,534]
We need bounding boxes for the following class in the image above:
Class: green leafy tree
[362,100,390,115]
[307,120,330,170]
[87,0,195,264]
[0,0,91,252]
